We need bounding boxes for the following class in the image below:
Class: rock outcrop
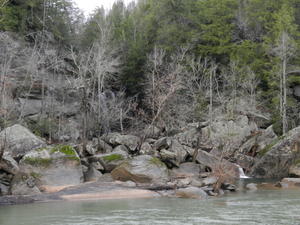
[250,127,300,178]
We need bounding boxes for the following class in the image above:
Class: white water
[236,164,250,179]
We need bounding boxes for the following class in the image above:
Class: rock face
[250,127,300,178]
[0,124,46,158]
[19,145,83,187]
[111,155,169,184]
[202,116,257,157]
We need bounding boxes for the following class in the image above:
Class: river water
[1,189,300,225]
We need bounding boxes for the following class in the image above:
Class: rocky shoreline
[1,116,300,205]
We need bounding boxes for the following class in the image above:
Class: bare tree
[144,47,188,131]
[273,31,296,134]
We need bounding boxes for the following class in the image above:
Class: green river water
[0,189,300,225]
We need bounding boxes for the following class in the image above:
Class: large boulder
[111,155,170,184]
[250,126,300,178]
[195,150,239,178]
[88,148,129,172]
[19,145,83,187]
[236,126,277,157]
[101,133,141,152]
[0,124,46,158]
[202,116,257,157]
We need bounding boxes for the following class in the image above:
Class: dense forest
[1,0,300,141]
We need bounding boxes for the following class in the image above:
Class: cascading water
[236,164,250,179]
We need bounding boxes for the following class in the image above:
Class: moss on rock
[103,154,124,162]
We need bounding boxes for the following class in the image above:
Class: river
[1,188,300,225]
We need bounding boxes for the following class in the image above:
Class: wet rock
[246,183,257,191]
[111,155,169,184]
[176,187,208,199]
[281,178,300,188]
[221,183,236,192]
[0,124,46,158]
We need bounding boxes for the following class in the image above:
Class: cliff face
[0,32,82,142]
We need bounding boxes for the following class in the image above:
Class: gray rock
[102,133,140,152]
[174,127,201,148]
[19,145,83,187]
[0,153,19,175]
[237,126,277,157]
[111,155,169,184]
[246,183,258,191]
[171,162,202,178]
[0,124,46,158]
[176,187,208,199]
[281,178,300,188]
[143,125,161,139]
[140,142,153,155]
[250,126,300,178]
[202,116,257,157]
[89,149,128,173]
[203,176,218,186]
[10,173,41,195]
[195,150,239,178]
[0,183,10,195]
[84,166,102,182]
[153,137,172,150]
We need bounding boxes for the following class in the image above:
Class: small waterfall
[236,164,250,179]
